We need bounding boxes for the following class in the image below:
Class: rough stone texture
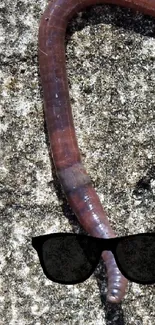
[0,1,155,324]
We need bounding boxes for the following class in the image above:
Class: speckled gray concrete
[1,0,155,324]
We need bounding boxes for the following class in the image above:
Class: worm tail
[102,251,128,303]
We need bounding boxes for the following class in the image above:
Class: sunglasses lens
[38,235,102,284]
[116,234,155,284]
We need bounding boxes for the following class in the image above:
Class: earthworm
[38,0,155,303]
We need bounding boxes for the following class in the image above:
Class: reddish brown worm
[38,0,155,303]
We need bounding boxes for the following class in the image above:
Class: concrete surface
[0,0,155,324]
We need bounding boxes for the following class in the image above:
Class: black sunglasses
[32,232,155,285]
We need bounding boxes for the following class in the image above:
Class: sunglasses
[32,232,155,285]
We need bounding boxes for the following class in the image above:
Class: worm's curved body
[38,0,155,303]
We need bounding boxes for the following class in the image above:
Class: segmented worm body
[38,0,155,303]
